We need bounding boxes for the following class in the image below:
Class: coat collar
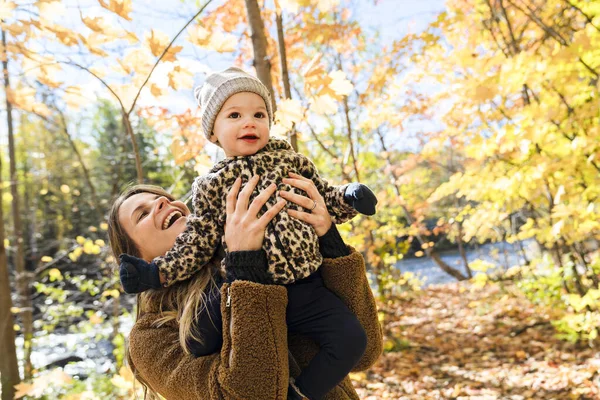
[209,137,293,173]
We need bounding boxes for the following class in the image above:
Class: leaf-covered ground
[353,282,600,399]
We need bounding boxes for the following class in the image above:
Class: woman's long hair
[108,184,219,398]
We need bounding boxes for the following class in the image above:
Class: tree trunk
[122,113,144,184]
[57,110,98,208]
[2,27,34,380]
[456,221,473,278]
[275,11,297,150]
[244,0,277,112]
[0,150,20,400]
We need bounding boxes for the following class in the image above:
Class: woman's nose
[154,197,169,213]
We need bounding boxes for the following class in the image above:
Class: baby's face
[211,92,270,157]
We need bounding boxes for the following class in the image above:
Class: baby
[119,67,377,399]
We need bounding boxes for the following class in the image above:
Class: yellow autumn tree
[398,0,600,340]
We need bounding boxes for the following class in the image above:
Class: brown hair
[108,184,219,398]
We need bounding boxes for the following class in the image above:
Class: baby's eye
[254,112,265,118]
[228,112,241,119]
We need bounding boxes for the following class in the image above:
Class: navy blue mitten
[119,254,162,294]
[343,183,378,216]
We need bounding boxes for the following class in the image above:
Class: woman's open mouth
[162,210,183,230]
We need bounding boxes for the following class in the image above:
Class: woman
[108,174,382,399]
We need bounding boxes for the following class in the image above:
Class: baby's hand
[344,183,378,216]
[119,254,162,294]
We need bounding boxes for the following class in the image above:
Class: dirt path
[353,282,600,399]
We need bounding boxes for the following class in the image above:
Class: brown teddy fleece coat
[128,248,383,399]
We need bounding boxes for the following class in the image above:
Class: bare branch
[128,0,214,116]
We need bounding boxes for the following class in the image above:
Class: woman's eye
[255,112,265,118]
[228,112,241,119]
[138,211,148,221]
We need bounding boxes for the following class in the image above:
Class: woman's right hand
[224,175,287,252]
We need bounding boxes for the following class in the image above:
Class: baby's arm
[153,178,223,286]
[293,153,377,223]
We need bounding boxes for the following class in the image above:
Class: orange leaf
[146,29,169,57]
[98,0,132,21]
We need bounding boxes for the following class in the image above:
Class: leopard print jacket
[153,138,358,285]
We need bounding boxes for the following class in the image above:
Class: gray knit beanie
[194,67,273,140]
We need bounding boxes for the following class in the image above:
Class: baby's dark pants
[285,269,367,400]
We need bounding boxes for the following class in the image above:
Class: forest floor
[352,281,600,399]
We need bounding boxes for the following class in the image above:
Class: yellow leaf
[48,268,63,282]
[186,25,236,53]
[316,0,340,13]
[474,85,495,102]
[149,83,165,98]
[41,256,53,262]
[186,24,211,47]
[98,0,132,21]
[309,94,337,115]
[207,31,236,53]
[69,247,83,262]
[168,65,194,90]
[415,251,424,257]
[121,48,153,76]
[554,185,565,204]
[81,33,111,57]
[83,240,101,255]
[35,1,66,19]
[89,313,103,324]
[100,222,108,231]
[14,382,34,398]
[112,83,138,110]
[4,22,26,37]
[81,15,109,33]
[60,184,70,194]
[3,192,13,202]
[3,239,8,248]
[76,236,86,245]
[276,0,300,13]
[162,45,183,62]
[95,239,105,247]
[328,70,353,97]
[63,86,89,111]
[7,87,51,117]
[102,289,120,299]
[0,1,16,20]
[274,98,304,130]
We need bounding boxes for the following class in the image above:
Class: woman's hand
[224,175,287,252]
[279,172,333,237]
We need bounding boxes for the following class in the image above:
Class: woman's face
[118,192,190,261]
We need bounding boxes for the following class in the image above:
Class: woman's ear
[209,133,219,144]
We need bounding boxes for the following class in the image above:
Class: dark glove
[119,254,162,294]
[344,183,378,215]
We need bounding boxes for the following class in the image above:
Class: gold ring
[310,200,317,211]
